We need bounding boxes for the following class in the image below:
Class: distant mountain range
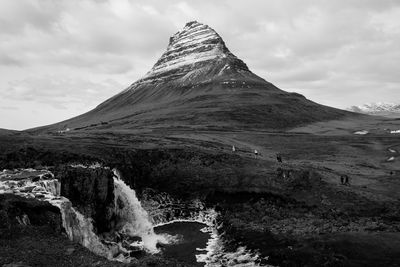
[348,103,400,117]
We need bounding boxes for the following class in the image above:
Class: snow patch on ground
[354,130,369,135]
[387,156,395,162]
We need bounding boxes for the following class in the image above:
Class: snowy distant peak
[348,102,400,115]
[138,21,249,84]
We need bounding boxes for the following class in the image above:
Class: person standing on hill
[232,145,236,152]
[254,149,258,159]
[340,174,350,185]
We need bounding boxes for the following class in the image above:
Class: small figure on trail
[340,175,345,185]
[390,171,394,176]
[277,154,283,163]
[254,149,258,159]
[232,145,236,152]
[341,175,350,186]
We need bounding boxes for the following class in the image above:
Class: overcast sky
[1,0,399,130]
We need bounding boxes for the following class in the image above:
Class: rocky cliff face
[57,166,115,233]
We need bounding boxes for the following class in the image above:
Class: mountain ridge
[348,102,400,117]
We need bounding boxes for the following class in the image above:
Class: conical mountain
[31,21,350,133]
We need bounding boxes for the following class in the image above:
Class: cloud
[0,55,23,66]
[0,0,174,75]
[3,75,124,109]
[0,0,63,34]
[0,0,400,129]
[0,105,18,110]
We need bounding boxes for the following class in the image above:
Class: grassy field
[1,115,400,266]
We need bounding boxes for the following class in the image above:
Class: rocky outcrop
[0,194,62,237]
[56,166,115,233]
[141,188,209,225]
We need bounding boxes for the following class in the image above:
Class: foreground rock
[0,194,62,236]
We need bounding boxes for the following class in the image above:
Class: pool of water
[154,221,210,266]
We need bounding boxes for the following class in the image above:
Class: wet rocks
[141,188,208,225]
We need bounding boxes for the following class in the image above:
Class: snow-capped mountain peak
[131,21,249,87]
[150,21,228,73]
[348,102,400,116]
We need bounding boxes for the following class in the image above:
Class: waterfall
[39,179,61,196]
[23,178,118,260]
[54,200,115,260]
[1,167,173,261]
[112,169,169,253]
[0,170,125,262]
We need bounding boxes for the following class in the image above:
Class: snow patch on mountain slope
[149,45,227,75]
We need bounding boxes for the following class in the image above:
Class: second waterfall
[112,169,171,253]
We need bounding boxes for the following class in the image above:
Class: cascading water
[53,200,116,259]
[38,179,61,196]
[112,169,170,253]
